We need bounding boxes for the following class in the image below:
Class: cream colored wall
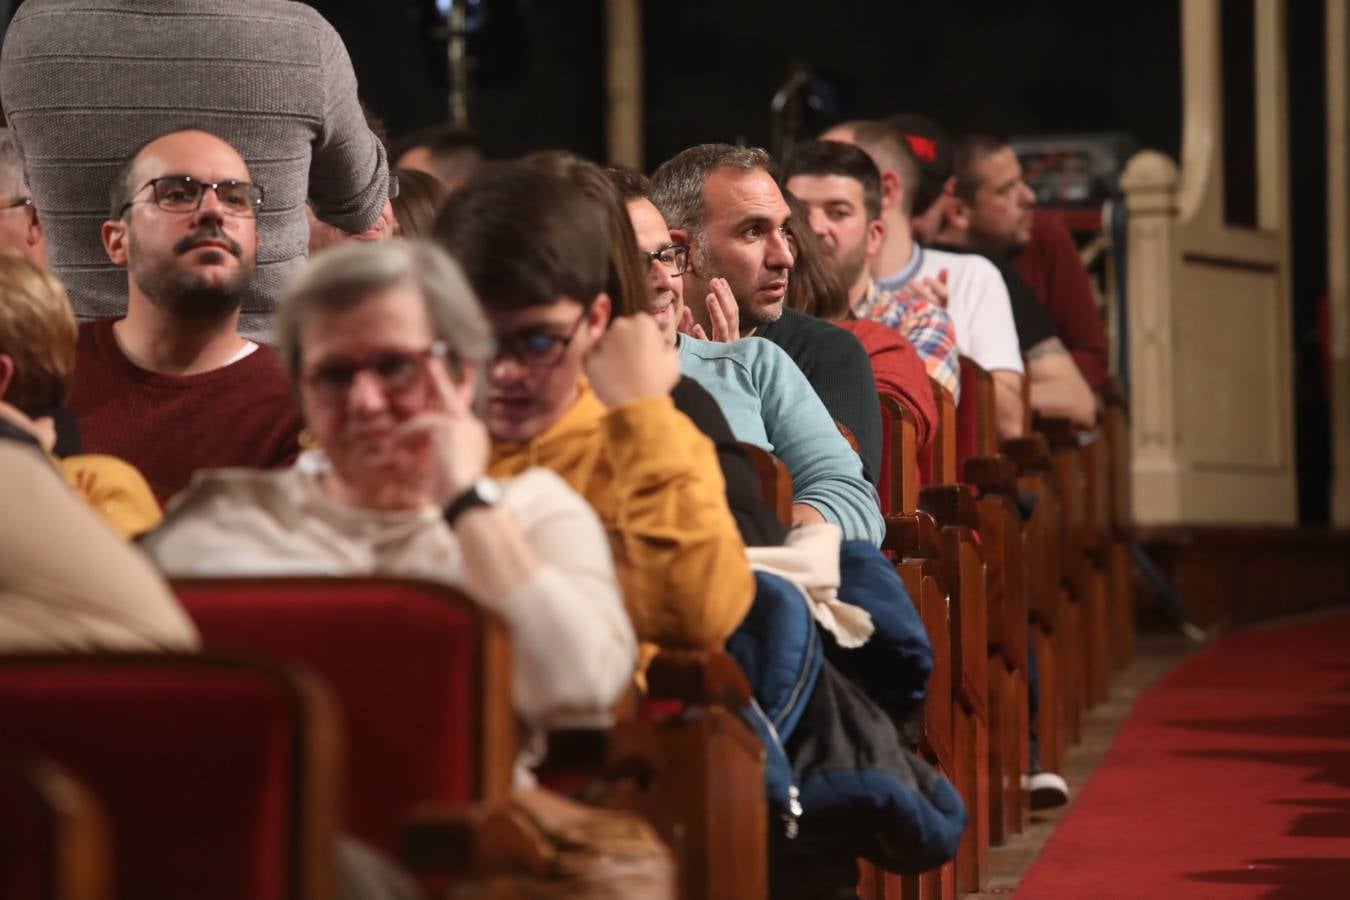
[604,0,643,169]
[1329,0,1350,526]
[1119,0,1297,525]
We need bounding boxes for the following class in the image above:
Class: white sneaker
[1024,771,1070,810]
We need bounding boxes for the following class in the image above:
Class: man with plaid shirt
[854,276,961,402]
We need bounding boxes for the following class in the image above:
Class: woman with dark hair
[783,194,937,451]
[523,151,654,319]
[390,167,450,239]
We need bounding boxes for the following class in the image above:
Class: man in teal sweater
[680,333,883,545]
[620,175,883,545]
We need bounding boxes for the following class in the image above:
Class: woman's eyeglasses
[302,342,448,404]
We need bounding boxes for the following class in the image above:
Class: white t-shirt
[909,246,1024,375]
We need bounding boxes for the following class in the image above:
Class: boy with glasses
[434,161,755,653]
[67,129,301,504]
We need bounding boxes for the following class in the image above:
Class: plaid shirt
[854,280,962,402]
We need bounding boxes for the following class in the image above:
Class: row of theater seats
[0,356,1133,900]
[746,356,1134,899]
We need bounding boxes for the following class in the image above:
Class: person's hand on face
[676,277,739,343]
[584,313,681,410]
[389,356,489,507]
[0,401,56,452]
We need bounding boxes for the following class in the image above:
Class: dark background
[0,0,1333,521]
[315,0,1186,166]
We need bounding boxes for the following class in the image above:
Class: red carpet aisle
[1015,611,1350,898]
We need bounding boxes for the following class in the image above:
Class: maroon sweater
[69,319,303,504]
[1011,211,1110,390]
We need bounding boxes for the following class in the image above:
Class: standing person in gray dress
[0,0,389,342]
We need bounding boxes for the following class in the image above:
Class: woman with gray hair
[144,239,636,766]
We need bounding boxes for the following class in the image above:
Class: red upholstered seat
[956,361,981,467]
[174,577,514,854]
[0,654,337,900]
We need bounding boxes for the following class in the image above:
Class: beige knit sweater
[142,463,637,731]
[0,440,198,651]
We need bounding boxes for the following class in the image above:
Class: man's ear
[102,218,130,267]
[947,195,973,234]
[879,170,903,212]
[866,217,886,258]
[587,293,613,336]
[0,354,15,400]
[24,205,43,247]
[668,227,692,261]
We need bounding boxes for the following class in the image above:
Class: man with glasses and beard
[67,129,302,504]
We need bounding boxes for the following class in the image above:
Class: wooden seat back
[174,577,515,854]
[0,653,340,900]
[957,355,999,464]
[921,377,958,486]
[740,442,794,524]
[0,754,109,900]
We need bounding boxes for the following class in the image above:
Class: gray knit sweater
[0,0,388,339]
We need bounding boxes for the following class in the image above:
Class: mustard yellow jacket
[59,454,161,539]
[490,383,753,650]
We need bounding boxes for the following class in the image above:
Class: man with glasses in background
[67,129,302,504]
[0,128,45,264]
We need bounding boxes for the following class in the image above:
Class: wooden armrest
[1034,416,1081,450]
[644,649,751,709]
[1002,434,1051,471]
[885,511,942,559]
[919,484,980,531]
[400,806,484,876]
[536,721,665,787]
[962,454,1017,494]
[401,800,558,879]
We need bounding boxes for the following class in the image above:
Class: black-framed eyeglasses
[302,341,448,405]
[643,243,689,276]
[119,175,265,218]
[0,197,33,211]
[491,314,587,369]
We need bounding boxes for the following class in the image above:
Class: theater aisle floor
[984,607,1350,899]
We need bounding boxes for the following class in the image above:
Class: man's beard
[835,236,870,288]
[695,239,786,330]
[131,225,253,319]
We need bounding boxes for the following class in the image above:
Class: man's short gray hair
[649,144,775,234]
[0,129,29,199]
[276,239,493,380]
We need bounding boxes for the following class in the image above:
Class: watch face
[477,477,504,504]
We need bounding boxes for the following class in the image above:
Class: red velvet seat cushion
[956,363,980,467]
[177,578,486,852]
[0,656,302,900]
